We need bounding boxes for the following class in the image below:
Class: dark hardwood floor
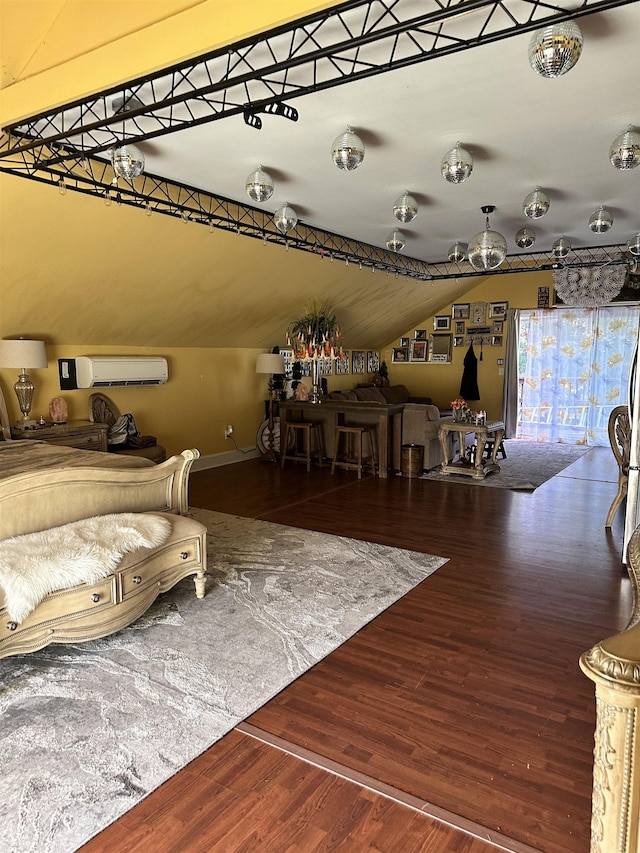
[80,445,630,853]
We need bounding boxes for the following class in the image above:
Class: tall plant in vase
[286,300,344,404]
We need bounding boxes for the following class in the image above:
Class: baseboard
[191,447,261,470]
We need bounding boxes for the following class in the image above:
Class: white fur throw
[0,513,172,624]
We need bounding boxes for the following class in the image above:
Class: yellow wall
[382,270,549,418]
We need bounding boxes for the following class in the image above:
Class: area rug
[0,509,447,853]
[422,439,592,490]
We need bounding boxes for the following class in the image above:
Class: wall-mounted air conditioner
[58,356,168,389]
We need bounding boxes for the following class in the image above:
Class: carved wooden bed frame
[0,449,207,659]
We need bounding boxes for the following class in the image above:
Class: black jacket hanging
[460,343,480,401]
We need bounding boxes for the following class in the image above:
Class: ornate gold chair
[605,404,630,528]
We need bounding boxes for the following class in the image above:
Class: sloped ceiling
[0,0,637,350]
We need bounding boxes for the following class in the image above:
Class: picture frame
[280,348,294,379]
[455,321,465,335]
[489,301,508,318]
[492,335,503,347]
[492,320,504,335]
[470,301,487,326]
[409,340,427,362]
[454,335,464,347]
[335,350,350,374]
[400,337,410,348]
[434,315,451,331]
[392,347,409,363]
[452,303,470,320]
[298,360,312,377]
[319,357,333,376]
[351,350,365,374]
[367,350,380,373]
[414,329,426,341]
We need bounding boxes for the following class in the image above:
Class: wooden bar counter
[279,399,403,478]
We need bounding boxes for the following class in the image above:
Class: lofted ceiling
[0,0,638,350]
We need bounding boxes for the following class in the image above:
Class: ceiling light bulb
[246,165,274,202]
[626,234,640,256]
[385,229,405,252]
[467,206,507,271]
[274,202,298,234]
[447,241,468,263]
[331,126,365,171]
[609,127,640,170]
[393,191,418,222]
[523,188,550,219]
[528,21,583,78]
[111,143,145,179]
[589,206,614,233]
[440,142,473,184]
[515,226,536,249]
[552,236,572,258]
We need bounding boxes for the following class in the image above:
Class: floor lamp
[256,352,285,463]
[0,338,48,426]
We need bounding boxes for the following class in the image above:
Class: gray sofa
[327,384,453,471]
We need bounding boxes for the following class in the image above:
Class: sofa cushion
[353,386,387,402]
[380,385,411,404]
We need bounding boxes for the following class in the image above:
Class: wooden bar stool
[280,422,325,472]
[331,425,376,479]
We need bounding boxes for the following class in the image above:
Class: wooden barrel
[401,444,424,478]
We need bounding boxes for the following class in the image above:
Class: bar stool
[482,436,507,459]
[331,425,376,479]
[280,422,325,472]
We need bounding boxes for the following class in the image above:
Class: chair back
[89,393,121,427]
[608,405,631,476]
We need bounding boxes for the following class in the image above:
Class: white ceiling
[130,1,640,267]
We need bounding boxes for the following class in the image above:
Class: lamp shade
[0,339,47,368]
[256,353,285,375]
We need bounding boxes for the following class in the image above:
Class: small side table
[11,420,109,452]
[438,420,505,480]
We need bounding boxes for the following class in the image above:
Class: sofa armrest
[408,395,433,405]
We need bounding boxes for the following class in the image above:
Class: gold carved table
[438,420,505,480]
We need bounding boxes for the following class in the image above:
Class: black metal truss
[2,134,631,282]
[0,0,634,166]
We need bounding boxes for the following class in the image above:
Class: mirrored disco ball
[528,21,583,78]
[111,144,145,179]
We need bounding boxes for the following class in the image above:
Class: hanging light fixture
[331,126,365,171]
[385,229,405,252]
[111,144,145,179]
[246,165,274,202]
[393,191,418,222]
[515,226,536,249]
[447,241,468,263]
[274,202,298,234]
[523,188,550,219]
[552,236,572,258]
[589,206,614,233]
[553,266,627,307]
[440,142,473,184]
[467,206,507,271]
[627,234,640,256]
[609,127,640,170]
[528,21,583,78]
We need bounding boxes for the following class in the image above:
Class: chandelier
[553,265,628,307]
[286,301,344,404]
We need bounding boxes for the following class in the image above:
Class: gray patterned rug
[0,509,446,853]
[422,439,592,490]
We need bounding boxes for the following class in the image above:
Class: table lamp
[0,338,48,425]
[256,352,285,462]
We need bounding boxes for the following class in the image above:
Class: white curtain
[517,305,639,446]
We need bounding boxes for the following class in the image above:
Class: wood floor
[80,445,631,853]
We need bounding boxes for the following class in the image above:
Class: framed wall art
[452,303,470,320]
[319,357,333,375]
[492,320,504,335]
[335,351,350,374]
[489,301,508,318]
[414,329,427,341]
[492,336,503,347]
[351,350,365,373]
[392,347,409,363]
[470,301,487,326]
[410,340,427,362]
[455,321,465,335]
[434,315,451,331]
[400,337,410,347]
[367,351,380,372]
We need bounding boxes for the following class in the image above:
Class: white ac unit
[58,356,168,389]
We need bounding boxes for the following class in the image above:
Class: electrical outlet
[224,425,233,439]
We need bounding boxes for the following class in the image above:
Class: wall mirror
[428,333,452,363]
